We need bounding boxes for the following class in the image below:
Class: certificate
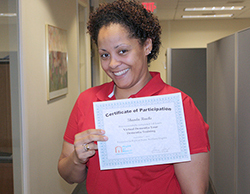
[94,93,190,170]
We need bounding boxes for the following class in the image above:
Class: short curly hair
[87,0,161,63]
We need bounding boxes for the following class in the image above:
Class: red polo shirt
[64,72,210,194]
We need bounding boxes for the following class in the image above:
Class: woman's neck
[114,72,152,99]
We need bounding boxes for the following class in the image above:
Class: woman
[58,0,210,193]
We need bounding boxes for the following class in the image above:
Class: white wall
[19,0,79,193]
[149,19,250,83]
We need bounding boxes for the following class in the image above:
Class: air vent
[202,13,215,15]
[227,1,244,3]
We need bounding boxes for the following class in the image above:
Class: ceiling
[1,0,250,22]
[106,0,250,20]
[153,0,250,20]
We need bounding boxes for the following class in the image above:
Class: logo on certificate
[115,145,132,155]
[115,146,122,153]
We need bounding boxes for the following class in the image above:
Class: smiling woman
[58,0,210,193]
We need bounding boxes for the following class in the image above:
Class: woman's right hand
[73,129,108,164]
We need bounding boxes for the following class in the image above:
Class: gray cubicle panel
[207,34,236,194]
[166,48,207,121]
[237,28,250,193]
[207,27,250,194]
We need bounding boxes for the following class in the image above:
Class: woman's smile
[113,68,130,76]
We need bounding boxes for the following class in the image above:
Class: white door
[78,0,91,92]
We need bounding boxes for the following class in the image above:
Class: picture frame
[46,24,68,100]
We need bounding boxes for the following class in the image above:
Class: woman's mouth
[113,68,129,76]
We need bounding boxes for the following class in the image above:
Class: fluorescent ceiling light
[185,6,244,11]
[0,13,17,17]
[182,14,233,18]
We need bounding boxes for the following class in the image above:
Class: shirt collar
[108,85,115,98]
[128,72,165,98]
[96,72,165,101]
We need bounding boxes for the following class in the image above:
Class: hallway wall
[19,0,79,193]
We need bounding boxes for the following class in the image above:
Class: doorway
[78,0,91,92]
[0,58,13,193]
[0,0,22,193]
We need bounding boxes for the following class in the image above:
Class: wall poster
[46,24,68,100]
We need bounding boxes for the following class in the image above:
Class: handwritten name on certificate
[94,93,190,170]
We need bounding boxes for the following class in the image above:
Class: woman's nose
[109,56,120,68]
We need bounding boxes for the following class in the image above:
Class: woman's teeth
[114,68,129,76]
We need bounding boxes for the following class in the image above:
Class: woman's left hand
[73,129,108,164]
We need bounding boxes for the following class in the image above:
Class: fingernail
[103,136,108,140]
[101,130,105,134]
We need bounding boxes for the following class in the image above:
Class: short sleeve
[63,99,81,144]
[182,95,210,154]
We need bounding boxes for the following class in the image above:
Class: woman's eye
[100,53,109,58]
[119,50,128,54]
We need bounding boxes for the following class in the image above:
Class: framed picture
[46,24,68,100]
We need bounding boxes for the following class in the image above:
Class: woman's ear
[144,38,153,55]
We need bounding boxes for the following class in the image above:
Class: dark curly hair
[87,0,161,63]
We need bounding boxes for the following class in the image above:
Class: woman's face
[97,23,152,95]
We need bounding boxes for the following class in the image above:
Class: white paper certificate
[94,93,190,170]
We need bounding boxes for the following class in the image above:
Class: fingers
[75,129,108,144]
[82,142,97,152]
[73,129,108,164]
[75,143,95,164]
[82,143,90,152]
[74,147,94,164]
